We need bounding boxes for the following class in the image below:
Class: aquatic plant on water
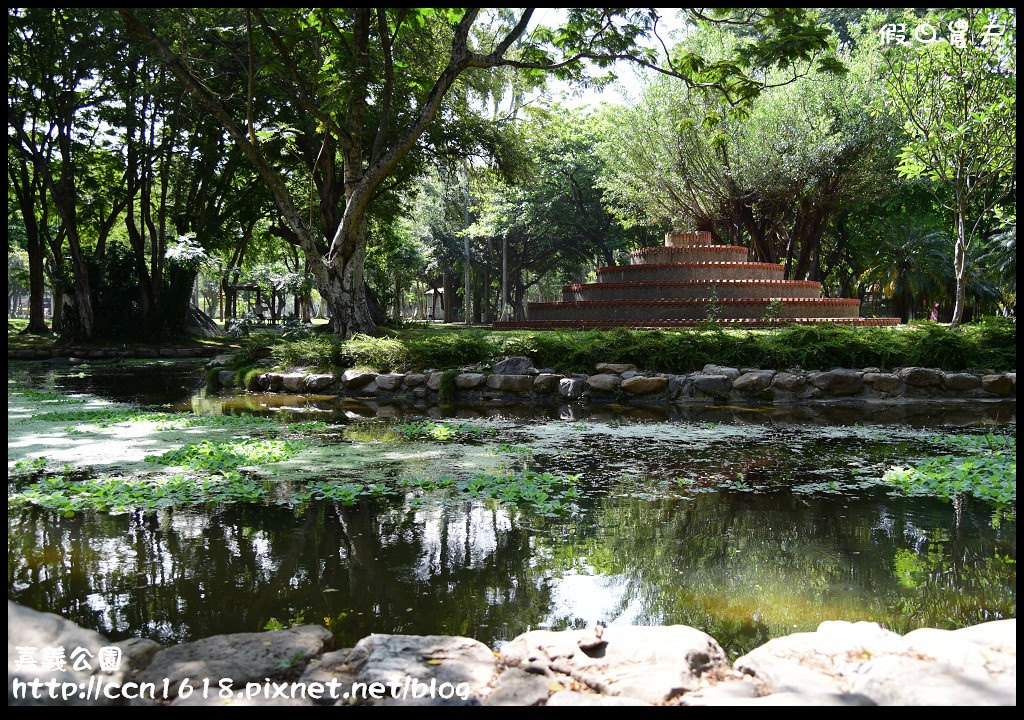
[401,471,581,514]
[10,389,86,404]
[395,420,494,442]
[9,472,265,516]
[146,439,308,471]
[884,434,1016,506]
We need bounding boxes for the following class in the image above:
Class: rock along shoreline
[8,602,1015,706]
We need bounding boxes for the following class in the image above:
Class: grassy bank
[233,319,1015,374]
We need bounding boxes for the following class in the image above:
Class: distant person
[930,302,939,322]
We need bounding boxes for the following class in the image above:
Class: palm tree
[980,226,1016,315]
[865,220,950,323]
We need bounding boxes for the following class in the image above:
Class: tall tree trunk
[393,271,402,322]
[42,222,66,334]
[65,224,94,340]
[512,270,527,322]
[49,133,94,340]
[737,201,775,263]
[472,275,482,323]
[9,161,50,334]
[121,8,539,338]
[51,286,64,334]
[499,235,510,321]
[126,94,155,317]
[481,238,492,324]
[301,256,312,323]
[442,272,454,323]
[26,240,48,333]
[793,204,826,281]
[895,281,911,324]
[950,208,968,328]
[461,173,472,325]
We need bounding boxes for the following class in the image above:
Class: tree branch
[253,8,354,149]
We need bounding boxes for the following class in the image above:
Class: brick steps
[514,231,900,329]
[528,297,862,322]
[492,318,902,330]
[599,262,786,282]
[665,230,714,246]
[630,245,749,264]
[563,279,821,302]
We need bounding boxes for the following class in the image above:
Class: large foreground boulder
[344,634,496,706]
[9,601,1016,707]
[137,626,333,704]
[732,619,1015,706]
[498,625,727,705]
[8,601,159,706]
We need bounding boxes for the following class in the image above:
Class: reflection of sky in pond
[545,567,645,628]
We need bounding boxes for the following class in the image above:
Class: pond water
[7,360,1016,657]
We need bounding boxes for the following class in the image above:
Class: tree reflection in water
[8,487,1014,656]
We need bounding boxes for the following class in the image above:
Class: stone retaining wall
[8,345,221,361]
[8,601,1014,706]
[212,355,1017,404]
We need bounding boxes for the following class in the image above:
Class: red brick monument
[494,231,899,329]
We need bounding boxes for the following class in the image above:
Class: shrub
[341,333,409,371]
[205,367,222,388]
[241,367,265,391]
[269,336,346,368]
[233,333,275,367]
[438,369,458,406]
[404,330,493,370]
[904,323,972,370]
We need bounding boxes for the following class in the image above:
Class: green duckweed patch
[10,471,264,516]
[495,444,533,455]
[395,420,495,442]
[400,471,581,514]
[10,389,87,404]
[25,407,278,430]
[10,469,583,517]
[291,481,390,504]
[287,421,331,433]
[146,439,308,471]
[158,414,279,430]
[10,456,49,479]
[884,457,1016,506]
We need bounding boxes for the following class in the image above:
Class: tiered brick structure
[493,231,899,329]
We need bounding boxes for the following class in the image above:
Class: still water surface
[7,361,1016,656]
